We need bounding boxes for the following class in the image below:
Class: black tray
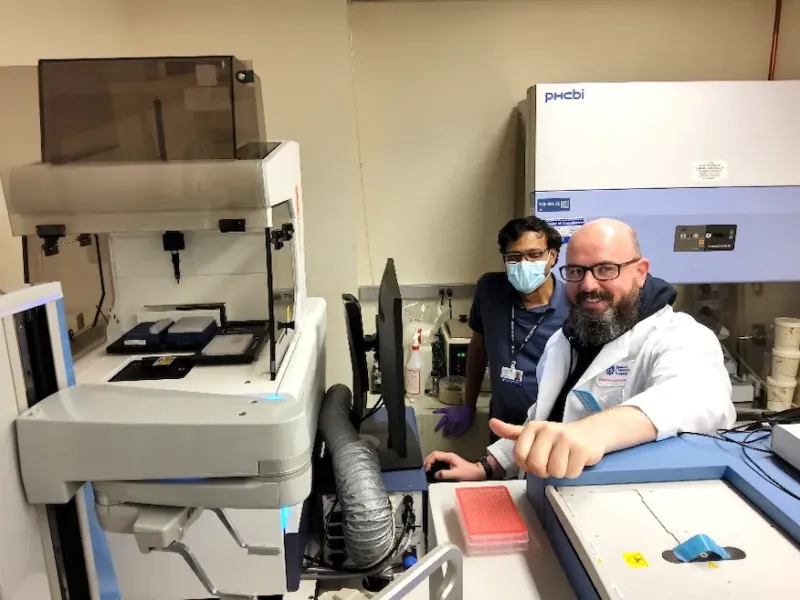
[105,320,269,367]
[192,321,270,366]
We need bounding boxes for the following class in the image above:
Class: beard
[566,285,642,347]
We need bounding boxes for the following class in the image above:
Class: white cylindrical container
[773,317,800,350]
[417,344,433,394]
[404,330,425,400]
[766,375,796,411]
[771,346,800,380]
[438,375,465,406]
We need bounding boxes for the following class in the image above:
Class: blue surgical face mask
[506,259,549,294]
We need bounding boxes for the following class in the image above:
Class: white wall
[0,0,132,293]
[0,66,39,292]
[349,0,777,286]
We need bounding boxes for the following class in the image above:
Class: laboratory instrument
[772,423,800,472]
[525,426,800,598]
[442,316,471,377]
[516,81,800,284]
[0,54,452,600]
[1,55,326,600]
[517,81,800,411]
[512,80,800,594]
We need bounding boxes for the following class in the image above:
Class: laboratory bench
[367,392,493,461]
[427,480,574,600]
[309,407,800,599]
[312,480,573,600]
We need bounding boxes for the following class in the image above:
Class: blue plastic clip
[673,534,731,563]
[572,389,602,413]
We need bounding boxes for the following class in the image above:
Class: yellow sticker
[623,552,649,568]
[708,562,718,569]
[154,356,175,366]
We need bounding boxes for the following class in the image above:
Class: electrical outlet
[750,324,766,347]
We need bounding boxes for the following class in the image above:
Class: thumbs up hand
[487,419,524,441]
[489,418,604,479]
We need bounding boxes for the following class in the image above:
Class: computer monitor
[341,258,423,472]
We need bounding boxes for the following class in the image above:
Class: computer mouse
[426,460,452,483]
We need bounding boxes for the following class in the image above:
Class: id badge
[572,389,603,413]
[500,363,523,386]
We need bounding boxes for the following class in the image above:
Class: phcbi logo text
[544,89,585,103]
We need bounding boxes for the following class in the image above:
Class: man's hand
[423,451,486,481]
[489,418,606,479]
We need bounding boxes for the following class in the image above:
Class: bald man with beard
[424,218,736,482]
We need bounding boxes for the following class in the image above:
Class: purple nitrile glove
[433,405,477,437]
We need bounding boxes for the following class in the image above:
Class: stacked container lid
[767,317,800,411]
[455,486,529,555]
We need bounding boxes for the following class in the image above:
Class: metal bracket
[211,508,281,556]
[374,543,463,600]
[35,225,94,257]
[155,540,257,600]
[270,222,294,250]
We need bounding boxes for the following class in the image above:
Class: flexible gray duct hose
[318,384,394,568]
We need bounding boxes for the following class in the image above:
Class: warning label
[544,217,585,244]
[692,160,728,182]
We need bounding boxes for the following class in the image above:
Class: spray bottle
[405,328,424,400]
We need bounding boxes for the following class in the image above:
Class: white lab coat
[487,305,736,477]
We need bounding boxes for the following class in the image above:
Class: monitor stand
[358,416,424,472]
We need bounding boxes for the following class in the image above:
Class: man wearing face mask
[434,217,569,439]
[425,218,735,481]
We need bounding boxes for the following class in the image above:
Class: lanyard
[510,305,548,366]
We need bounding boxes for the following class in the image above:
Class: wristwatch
[476,455,494,480]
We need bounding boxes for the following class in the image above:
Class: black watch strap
[477,456,493,480]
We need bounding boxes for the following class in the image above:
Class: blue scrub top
[468,272,568,425]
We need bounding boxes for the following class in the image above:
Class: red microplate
[455,486,529,555]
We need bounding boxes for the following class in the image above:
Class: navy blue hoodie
[547,275,677,422]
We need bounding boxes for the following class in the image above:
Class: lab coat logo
[598,364,628,387]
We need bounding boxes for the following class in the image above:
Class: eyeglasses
[503,249,550,263]
[559,258,641,282]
